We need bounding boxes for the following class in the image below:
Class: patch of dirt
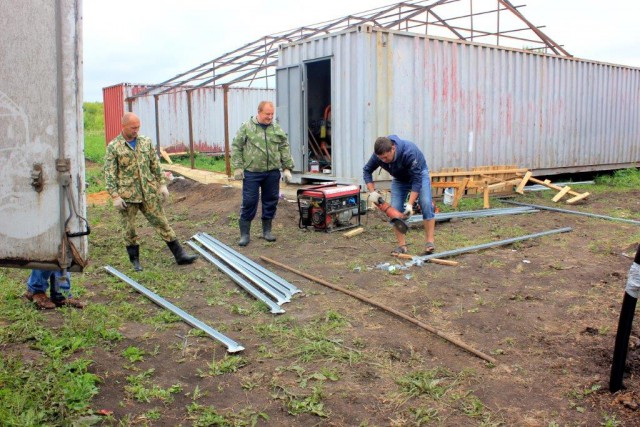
[45,178,640,424]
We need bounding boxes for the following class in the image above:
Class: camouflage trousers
[119,200,176,246]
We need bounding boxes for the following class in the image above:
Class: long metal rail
[407,206,538,224]
[186,241,285,314]
[503,201,640,225]
[199,232,301,295]
[104,265,244,353]
[192,234,291,305]
[412,227,573,265]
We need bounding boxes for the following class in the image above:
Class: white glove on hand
[283,169,292,184]
[368,190,382,203]
[403,202,414,217]
[112,196,127,211]
[159,185,170,203]
[234,169,245,180]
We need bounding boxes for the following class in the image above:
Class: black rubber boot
[126,245,143,271]
[262,219,276,242]
[166,240,197,265]
[238,219,251,247]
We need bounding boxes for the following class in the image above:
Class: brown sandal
[391,245,408,255]
[423,242,436,254]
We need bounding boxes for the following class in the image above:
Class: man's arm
[103,143,119,198]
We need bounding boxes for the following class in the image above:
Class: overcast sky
[83,0,640,102]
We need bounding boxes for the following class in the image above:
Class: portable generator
[297,182,361,232]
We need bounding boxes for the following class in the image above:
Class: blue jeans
[240,170,281,221]
[27,270,72,299]
[390,169,435,220]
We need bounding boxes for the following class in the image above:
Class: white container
[310,161,320,173]
[443,188,454,205]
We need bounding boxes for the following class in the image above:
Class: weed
[122,346,145,363]
[200,355,248,376]
[396,367,456,398]
[600,412,622,426]
[125,369,182,403]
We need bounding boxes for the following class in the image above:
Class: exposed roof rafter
[131,0,569,99]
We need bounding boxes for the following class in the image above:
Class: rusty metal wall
[105,86,275,152]
[0,0,87,270]
[278,25,640,182]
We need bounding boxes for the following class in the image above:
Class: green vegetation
[83,102,104,131]
[594,168,640,188]
[171,153,227,173]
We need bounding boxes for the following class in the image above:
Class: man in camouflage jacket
[231,101,294,246]
[104,112,196,270]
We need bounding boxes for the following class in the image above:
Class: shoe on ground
[53,297,85,309]
[24,291,56,310]
[391,245,408,255]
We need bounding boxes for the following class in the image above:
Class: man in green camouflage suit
[231,101,294,246]
[104,112,197,270]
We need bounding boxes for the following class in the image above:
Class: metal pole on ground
[260,256,497,365]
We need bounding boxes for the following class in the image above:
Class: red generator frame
[297,182,361,233]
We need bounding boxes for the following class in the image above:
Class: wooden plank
[483,185,490,209]
[159,148,173,164]
[515,171,532,194]
[566,192,590,204]
[343,227,364,238]
[487,178,520,191]
[452,178,469,208]
[551,185,571,202]
[392,253,459,266]
[431,168,527,178]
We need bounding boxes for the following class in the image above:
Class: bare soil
[63,178,640,424]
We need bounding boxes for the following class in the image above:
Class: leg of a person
[416,170,436,244]
[26,270,51,294]
[140,199,177,243]
[121,203,141,246]
[260,170,281,220]
[50,271,72,300]
[241,171,263,221]
[390,179,411,248]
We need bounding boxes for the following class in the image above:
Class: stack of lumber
[430,165,525,208]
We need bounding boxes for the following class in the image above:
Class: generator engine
[297,183,361,232]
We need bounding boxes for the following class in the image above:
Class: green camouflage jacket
[104,134,165,203]
[231,116,295,172]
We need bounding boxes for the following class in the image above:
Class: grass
[171,153,228,173]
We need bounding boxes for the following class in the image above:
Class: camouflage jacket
[231,116,294,172]
[104,134,165,203]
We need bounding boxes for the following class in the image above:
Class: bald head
[122,112,139,126]
[121,113,141,141]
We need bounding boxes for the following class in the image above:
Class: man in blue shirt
[363,135,435,255]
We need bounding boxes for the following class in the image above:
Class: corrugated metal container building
[276,25,640,184]
[0,0,88,270]
[103,84,275,152]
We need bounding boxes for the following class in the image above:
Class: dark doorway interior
[305,59,332,175]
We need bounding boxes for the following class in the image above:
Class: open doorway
[305,59,332,176]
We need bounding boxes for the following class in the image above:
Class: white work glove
[403,202,414,217]
[368,190,382,203]
[282,169,292,184]
[159,185,170,203]
[112,196,127,211]
[234,169,244,180]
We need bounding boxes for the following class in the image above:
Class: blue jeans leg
[241,171,262,221]
[26,270,50,294]
[260,170,281,220]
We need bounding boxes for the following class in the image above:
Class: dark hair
[374,137,393,155]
